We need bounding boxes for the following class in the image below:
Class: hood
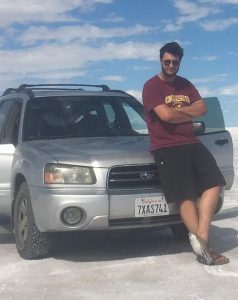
[28,136,155,167]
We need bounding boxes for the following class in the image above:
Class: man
[142,42,229,265]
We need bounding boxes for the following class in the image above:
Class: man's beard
[161,65,179,78]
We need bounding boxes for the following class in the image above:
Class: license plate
[135,196,169,217]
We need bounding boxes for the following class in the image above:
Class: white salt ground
[0,128,238,300]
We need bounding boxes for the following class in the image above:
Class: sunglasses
[162,60,180,67]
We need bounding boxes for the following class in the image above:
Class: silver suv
[0,84,234,259]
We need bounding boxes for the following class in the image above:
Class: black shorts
[153,143,226,203]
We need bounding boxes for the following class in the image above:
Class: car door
[0,100,22,215]
[194,97,234,190]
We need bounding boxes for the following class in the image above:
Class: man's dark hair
[160,42,184,60]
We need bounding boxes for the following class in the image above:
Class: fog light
[61,207,83,225]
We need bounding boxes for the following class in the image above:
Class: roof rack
[2,88,18,96]
[2,83,111,96]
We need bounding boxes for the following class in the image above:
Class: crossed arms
[153,99,207,124]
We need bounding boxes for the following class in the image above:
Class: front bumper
[29,185,182,232]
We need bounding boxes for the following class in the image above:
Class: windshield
[23,95,148,141]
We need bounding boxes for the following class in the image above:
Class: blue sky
[0,0,238,126]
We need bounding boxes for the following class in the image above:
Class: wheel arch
[11,173,27,230]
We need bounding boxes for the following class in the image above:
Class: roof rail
[17,84,110,91]
[2,88,18,96]
[2,83,111,96]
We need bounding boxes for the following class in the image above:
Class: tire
[170,223,189,241]
[14,182,51,259]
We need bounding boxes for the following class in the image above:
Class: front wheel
[14,182,51,259]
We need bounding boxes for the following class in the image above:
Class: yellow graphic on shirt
[165,95,190,108]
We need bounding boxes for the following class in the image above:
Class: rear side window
[0,101,15,136]
[194,97,225,134]
[1,102,22,145]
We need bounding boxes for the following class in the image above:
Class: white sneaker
[188,232,203,256]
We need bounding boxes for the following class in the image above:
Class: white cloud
[199,0,238,4]
[196,83,238,98]
[30,69,87,80]
[223,0,238,3]
[218,84,238,95]
[165,0,219,31]
[100,75,125,82]
[132,66,154,71]
[197,86,215,97]
[0,41,161,89]
[175,0,218,20]
[229,51,238,56]
[102,13,124,22]
[164,23,183,32]
[126,90,142,101]
[0,36,6,48]
[165,0,238,32]
[192,73,228,84]
[200,18,238,31]
[19,24,155,45]
[0,0,113,27]
[0,41,160,73]
[193,55,219,61]
[0,69,87,92]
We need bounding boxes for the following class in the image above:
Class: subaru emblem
[140,171,154,180]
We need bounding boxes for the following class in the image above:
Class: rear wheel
[170,223,189,241]
[14,182,50,259]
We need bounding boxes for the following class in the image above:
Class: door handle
[215,138,229,146]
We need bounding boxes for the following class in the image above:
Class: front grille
[107,164,161,190]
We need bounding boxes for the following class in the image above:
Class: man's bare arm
[175,99,207,117]
[154,99,206,124]
[154,104,192,124]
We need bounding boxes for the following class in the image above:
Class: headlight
[44,164,96,184]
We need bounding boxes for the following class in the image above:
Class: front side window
[23,96,148,141]
[122,102,148,134]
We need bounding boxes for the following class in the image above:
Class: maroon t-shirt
[142,75,201,151]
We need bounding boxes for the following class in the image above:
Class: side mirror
[193,121,205,136]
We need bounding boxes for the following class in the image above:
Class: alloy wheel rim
[18,198,28,244]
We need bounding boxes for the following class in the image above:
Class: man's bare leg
[179,199,198,234]
[196,186,222,241]
[179,186,229,264]
[179,186,222,241]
